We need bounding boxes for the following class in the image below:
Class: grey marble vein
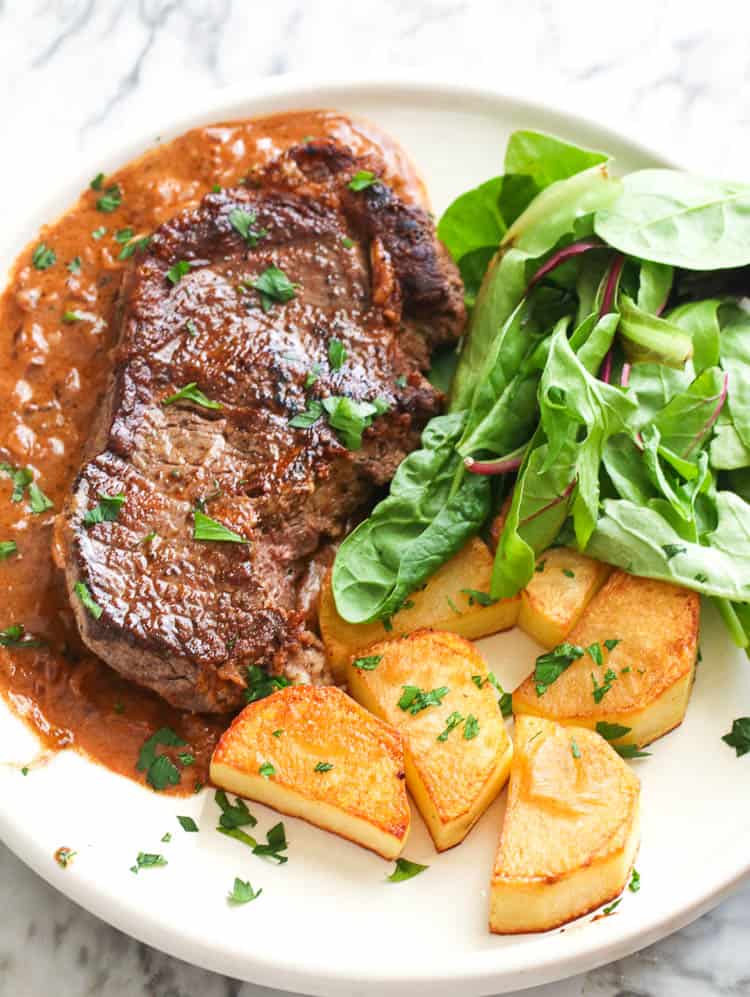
[0,1,749,995]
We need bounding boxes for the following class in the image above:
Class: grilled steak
[59,139,465,712]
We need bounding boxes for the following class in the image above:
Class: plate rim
[1,71,747,996]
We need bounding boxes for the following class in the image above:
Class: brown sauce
[0,110,423,794]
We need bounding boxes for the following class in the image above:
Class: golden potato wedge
[490,715,640,933]
[346,630,513,851]
[513,571,699,747]
[320,538,520,680]
[210,685,410,859]
[518,548,611,649]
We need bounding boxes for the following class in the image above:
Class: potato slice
[513,570,699,747]
[490,715,640,933]
[346,630,513,851]
[518,548,611,649]
[210,685,410,859]
[320,538,520,680]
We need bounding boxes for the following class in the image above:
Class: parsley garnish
[0,540,17,560]
[446,596,462,615]
[54,847,76,868]
[91,226,107,240]
[322,395,388,450]
[562,568,575,578]
[167,260,192,285]
[398,685,449,715]
[0,463,31,502]
[595,721,631,740]
[74,581,103,619]
[229,208,267,247]
[535,559,546,572]
[314,762,333,773]
[90,173,105,190]
[662,543,686,560]
[348,170,379,192]
[177,751,194,766]
[463,714,480,740]
[67,257,82,274]
[114,227,134,243]
[228,877,262,904]
[341,236,355,249]
[304,363,321,388]
[162,382,222,410]
[272,729,283,737]
[83,492,125,527]
[249,265,297,311]
[722,717,750,757]
[534,643,583,696]
[244,664,291,704]
[587,642,603,666]
[395,373,407,388]
[259,762,276,779]
[118,235,151,261]
[602,898,622,916]
[131,852,167,873]
[352,654,382,671]
[96,183,122,213]
[592,668,617,704]
[0,624,45,649]
[32,244,56,270]
[161,832,171,843]
[289,400,323,429]
[215,789,257,830]
[388,857,428,882]
[604,638,621,651]
[571,737,581,759]
[437,712,464,741]
[460,588,497,607]
[63,310,82,323]
[136,727,186,791]
[251,822,288,863]
[328,338,346,371]
[629,869,641,893]
[177,815,199,833]
[28,482,53,514]
[193,509,247,544]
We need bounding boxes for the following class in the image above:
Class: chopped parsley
[185,319,199,338]
[118,235,151,261]
[272,729,283,737]
[321,395,388,450]
[162,382,222,410]
[244,664,291,704]
[54,847,76,868]
[289,400,323,429]
[0,540,18,560]
[398,685,449,715]
[229,208,267,247]
[136,726,186,791]
[259,762,276,779]
[348,170,379,192]
[562,568,575,578]
[249,265,297,311]
[388,857,428,883]
[722,717,750,757]
[161,832,172,843]
[32,243,56,270]
[63,310,82,323]
[167,260,192,285]
[28,482,53,514]
[463,714,480,740]
[437,711,464,742]
[587,642,603,666]
[227,877,262,904]
[1,462,32,502]
[595,721,631,741]
[193,509,247,544]
[351,654,382,671]
[662,543,686,560]
[115,227,134,243]
[74,581,103,620]
[571,737,581,759]
[96,183,122,213]
[328,338,346,371]
[0,624,45,649]
[177,751,194,767]
[215,789,257,830]
[602,898,622,916]
[90,172,105,190]
[603,638,621,651]
[251,822,288,864]
[91,226,107,240]
[83,492,125,527]
[460,588,497,607]
[67,257,82,274]
[131,852,167,873]
[314,762,333,773]
[535,559,546,573]
[304,363,321,388]
[629,869,641,893]
[591,668,617,704]
[446,596,462,615]
[395,373,407,388]
[534,643,584,697]
[473,672,512,716]
[177,816,199,833]
[341,236,355,249]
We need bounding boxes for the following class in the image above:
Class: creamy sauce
[0,110,423,793]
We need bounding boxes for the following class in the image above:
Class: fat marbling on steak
[60,139,465,712]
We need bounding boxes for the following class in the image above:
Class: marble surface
[1,1,750,995]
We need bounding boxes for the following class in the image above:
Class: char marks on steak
[60,139,465,712]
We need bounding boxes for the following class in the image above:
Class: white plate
[1,76,749,997]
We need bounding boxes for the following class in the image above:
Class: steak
[59,138,465,712]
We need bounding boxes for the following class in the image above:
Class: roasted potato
[346,630,513,851]
[518,548,611,649]
[513,570,699,747]
[490,715,640,934]
[320,538,520,680]
[210,685,410,859]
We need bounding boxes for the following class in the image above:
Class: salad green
[332,129,750,651]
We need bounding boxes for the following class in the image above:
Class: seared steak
[60,139,465,712]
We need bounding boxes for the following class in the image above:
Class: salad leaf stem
[598,254,625,384]
[526,240,602,294]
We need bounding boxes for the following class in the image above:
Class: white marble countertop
[1,2,749,995]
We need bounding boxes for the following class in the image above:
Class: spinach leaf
[636,261,673,315]
[718,303,750,451]
[618,295,693,369]
[595,170,750,270]
[711,411,750,470]
[437,177,505,265]
[667,299,721,375]
[652,366,727,462]
[332,413,491,623]
[503,131,609,189]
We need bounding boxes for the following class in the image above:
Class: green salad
[332,128,750,653]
